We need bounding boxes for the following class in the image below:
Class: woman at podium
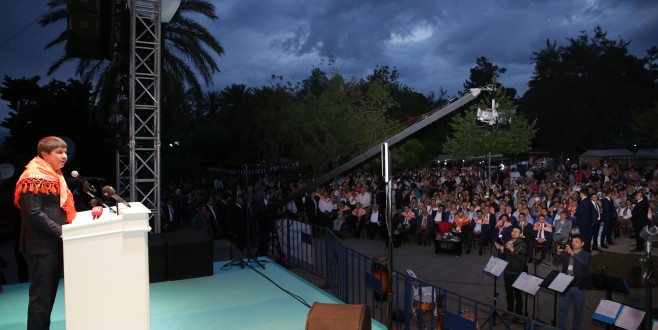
[14,136,77,330]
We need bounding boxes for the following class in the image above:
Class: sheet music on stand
[512,272,544,295]
[539,270,574,293]
[592,299,645,330]
[483,256,508,277]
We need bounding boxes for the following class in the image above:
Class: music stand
[592,273,631,298]
[540,270,574,326]
[481,256,508,328]
[591,273,631,330]
[512,272,544,320]
[592,300,645,330]
[540,270,573,293]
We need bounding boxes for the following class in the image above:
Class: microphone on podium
[102,186,131,208]
[91,206,104,220]
[71,170,97,193]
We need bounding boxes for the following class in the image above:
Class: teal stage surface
[0,259,386,329]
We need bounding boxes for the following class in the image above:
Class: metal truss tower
[118,0,162,232]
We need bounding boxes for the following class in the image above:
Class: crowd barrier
[273,218,558,329]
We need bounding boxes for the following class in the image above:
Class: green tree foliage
[442,86,537,158]
[0,76,112,177]
[519,26,657,153]
[172,68,398,176]
[363,65,445,165]
[286,75,396,174]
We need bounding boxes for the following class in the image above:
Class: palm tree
[218,84,252,112]
[201,90,222,117]
[39,0,224,129]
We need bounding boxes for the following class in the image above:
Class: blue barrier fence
[274,218,557,330]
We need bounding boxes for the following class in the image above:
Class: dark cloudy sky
[1,0,657,138]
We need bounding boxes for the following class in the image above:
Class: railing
[274,218,557,330]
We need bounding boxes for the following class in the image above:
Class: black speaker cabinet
[148,233,168,283]
[306,302,371,330]
[165,231,213,280]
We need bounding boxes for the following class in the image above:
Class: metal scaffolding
[118,0,161,232]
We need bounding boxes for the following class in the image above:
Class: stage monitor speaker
[306,302,371,330]
[165,230,213,280]
[148,234,168,283]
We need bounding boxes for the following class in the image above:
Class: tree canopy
[519,26,657,153]
[39,0,225,133]
[0,76,112,177]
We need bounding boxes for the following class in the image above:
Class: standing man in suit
[161,197,178,232]
[206,196,220,238]
[575,190,595,252]
[230,195,248,251]
[631,191,649,252]
[14,136,77,329]
[590,193,602,251]
[600,189,615,247]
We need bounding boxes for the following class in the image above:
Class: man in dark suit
[216,193,230,239]
[229,195,248,251]
[575,190,595,252]
[15,136,78,330]
[600,189,615,247]
[161,197,178,232]
[206,196,220,238]
[630,191,649,252]
[590,193,602,251]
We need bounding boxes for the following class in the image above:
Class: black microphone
[84,190,109,208]
[71,171,97,193]
[102,185,131,208]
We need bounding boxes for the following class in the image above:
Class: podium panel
[62,202,151,330]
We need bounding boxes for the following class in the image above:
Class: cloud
[1,0,656,113]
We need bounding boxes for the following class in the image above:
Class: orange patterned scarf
[14,157,77,223]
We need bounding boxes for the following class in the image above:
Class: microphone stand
[641,227,656,330]
[531,256,555,325]
[241,164,264,270]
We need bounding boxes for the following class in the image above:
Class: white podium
[62,202,152,330]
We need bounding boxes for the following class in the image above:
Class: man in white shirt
[318,191,334,228]
[366,204,384,239]
[356,186,372,209]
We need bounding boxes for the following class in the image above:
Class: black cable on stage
[245,259,312,309]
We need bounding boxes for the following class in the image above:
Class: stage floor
[0,258,386,329]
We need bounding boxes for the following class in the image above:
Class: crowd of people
[155,161,656,329]
[5,138,658,329]
[163,162,657,256]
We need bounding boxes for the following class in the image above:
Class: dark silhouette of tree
[519,26,657,153]
[39,0,224,132]
[463,56,517,99]
[0,76,112,178]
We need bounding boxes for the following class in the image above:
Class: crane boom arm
[282,87,492,204]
